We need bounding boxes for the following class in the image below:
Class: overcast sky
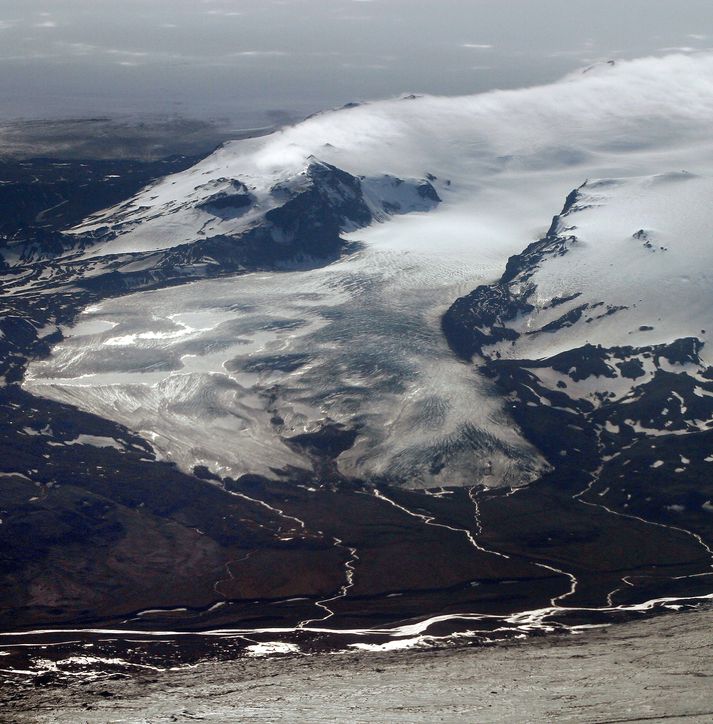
[1,0,712,125]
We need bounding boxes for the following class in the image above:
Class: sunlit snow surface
[25,53,713,487]
[489,173,713,366]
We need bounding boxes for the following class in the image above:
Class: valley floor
[4,606,713,723]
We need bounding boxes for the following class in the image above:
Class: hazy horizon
[1,0,712,126]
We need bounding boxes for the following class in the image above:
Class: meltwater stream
[2,594,712,684]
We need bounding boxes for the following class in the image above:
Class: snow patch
[244,642,300,657]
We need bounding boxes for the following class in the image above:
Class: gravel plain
[4,607,713,723]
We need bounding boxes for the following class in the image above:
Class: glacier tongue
[24,245,546,488]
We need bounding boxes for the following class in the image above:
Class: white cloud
[341,63,387,70]
[54,42,197,64]
[659,46,697,53]
[241,53,713,184]
[61,42,98,55]
[229,50,289,57]
[106,49,150,58]
[461,43,493,50]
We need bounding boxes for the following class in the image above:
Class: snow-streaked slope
[488,173,713,366]
[70,161,440,259]
[443,172,713,450]
[24,53,713,488]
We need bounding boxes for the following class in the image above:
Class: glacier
[24,52,713,488]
